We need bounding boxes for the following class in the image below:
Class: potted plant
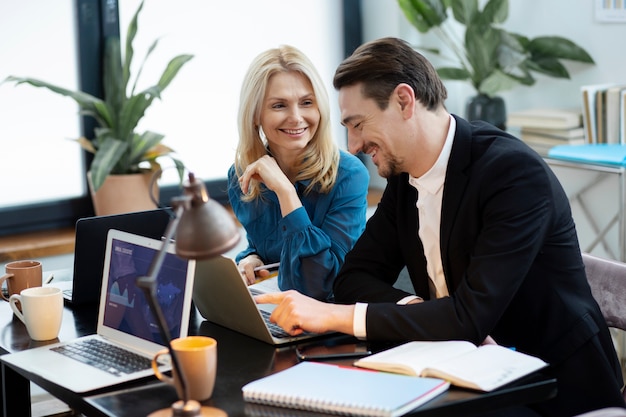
[3,0,192,215]
[397,0,594,129]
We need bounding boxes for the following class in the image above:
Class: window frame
[0,0,362,237]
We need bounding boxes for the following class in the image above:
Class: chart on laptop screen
[103,238,189,345]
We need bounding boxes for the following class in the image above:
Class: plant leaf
[525,56,570,78]
[5,76,102,112]
[482,0,508,24]
[171,156,186,186]
[89,137,129,190]
[478,69,519,96]
[497,30,528,73]
[129,130,166,164]
[465,22,499,89]
[528,36,594,63]
[397,0,448,32]
[103,37,124,131]
[450,0,477,25]
[156,54,194,90]
[437,67,471,80]
[131,37,160,96]
[75,137,97,154]
[124,0,144,88]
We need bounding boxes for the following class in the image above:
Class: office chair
[571,253,626,417]
[583,252,626,333]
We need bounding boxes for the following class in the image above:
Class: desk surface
[0,299,557,417]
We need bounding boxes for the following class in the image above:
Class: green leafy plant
[4,0,192,191]
[397,0,594,97]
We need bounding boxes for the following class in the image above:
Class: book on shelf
[241,361,450,417]
[621,89,626,145]
[520,131,586,157]
[506,108,582,130]
[517,124,584,155]
[605,84,626,144]
[521,131,585,146]
[521,126,585,139]
[581,83,620,144]
[354,340,548,393]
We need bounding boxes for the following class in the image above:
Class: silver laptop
[193,256,331,346]
[2,229,196,393]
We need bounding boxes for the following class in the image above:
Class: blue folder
[547,144,626,167]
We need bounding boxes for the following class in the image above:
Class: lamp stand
[147,401,226,417]
[137,202,225,417]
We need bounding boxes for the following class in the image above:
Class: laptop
[193,256,331,346]
[2,229,196,393]
[50,208,171,305]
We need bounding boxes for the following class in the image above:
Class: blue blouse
[227,150,369,300]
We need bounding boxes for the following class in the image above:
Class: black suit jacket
[334,116,624,415]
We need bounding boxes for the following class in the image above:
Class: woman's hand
[238,254,264,285]
[238,155,302,216]
[239,155,291,196]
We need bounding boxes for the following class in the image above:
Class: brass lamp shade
[174,173,240,260]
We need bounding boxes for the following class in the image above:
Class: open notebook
[193,256,331,346]
[1,229,196,393]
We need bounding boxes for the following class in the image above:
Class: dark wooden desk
[0,300,556,417]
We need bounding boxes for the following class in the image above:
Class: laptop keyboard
[260,310,291,338]
[51,339,152,377]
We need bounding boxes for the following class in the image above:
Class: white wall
[360,0,626,188]
[361,0,626,116]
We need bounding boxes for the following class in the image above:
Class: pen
[44,274,54,284]
[253,262,280,272]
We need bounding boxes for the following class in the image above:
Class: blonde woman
[228,45,369,300]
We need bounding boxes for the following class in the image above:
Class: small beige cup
[152,336,217,401]
[0,260,43,304]
[10,286,63,341]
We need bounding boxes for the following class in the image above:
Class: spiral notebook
[242,362,449,417]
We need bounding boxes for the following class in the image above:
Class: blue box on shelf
[547,144,626,167]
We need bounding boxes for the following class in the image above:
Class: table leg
[1,363,31,417]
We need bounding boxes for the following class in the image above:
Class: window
[0,0,354,236]
[117,0,345,187]
[0,0,85,231]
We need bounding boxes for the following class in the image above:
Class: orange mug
[152,336,217,401]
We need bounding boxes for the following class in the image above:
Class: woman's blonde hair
[235,45,339,201]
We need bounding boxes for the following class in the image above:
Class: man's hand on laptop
[254,291,355,336]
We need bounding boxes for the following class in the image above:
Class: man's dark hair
[333,37,447,111]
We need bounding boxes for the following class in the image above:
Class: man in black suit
[256,37,625,416]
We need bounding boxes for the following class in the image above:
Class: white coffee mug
[152,336,217,401]
[10,286,63,341]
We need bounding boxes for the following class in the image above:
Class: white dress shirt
[353,116,456,338]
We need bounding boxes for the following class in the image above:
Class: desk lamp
[137,172,240,417]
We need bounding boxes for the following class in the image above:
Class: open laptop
[193,256,331,346]
[50,208,171,305]
[2,229,196,393]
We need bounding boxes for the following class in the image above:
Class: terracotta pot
[88,171,160,216]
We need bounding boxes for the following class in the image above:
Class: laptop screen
[101,233,194,346]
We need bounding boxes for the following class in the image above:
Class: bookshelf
[545,158,626,262]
